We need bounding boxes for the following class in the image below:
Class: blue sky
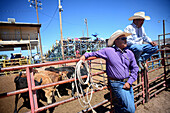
[0,0,170,58]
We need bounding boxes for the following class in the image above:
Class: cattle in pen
[14,72,43,113]
[34,70,68,104]
[45,65,88,97]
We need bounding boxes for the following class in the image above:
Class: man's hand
[80,55,86,62]
[123,82,130,90]
[150,41,157,46]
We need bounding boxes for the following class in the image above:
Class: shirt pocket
[124,56,130,66]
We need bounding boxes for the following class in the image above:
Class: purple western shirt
[84,46,139,85]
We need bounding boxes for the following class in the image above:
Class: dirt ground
[0,59,169,113]
[136,89,170,113]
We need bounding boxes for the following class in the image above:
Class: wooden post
[35,0,43,62]
[163,20,165,47]
[137,72,140,101]
[84,18,89,37]
[143,68,149,102]
[58,0,64,60]
[28,34,33,64]
[20,27,22,40]
[161,50,167,90]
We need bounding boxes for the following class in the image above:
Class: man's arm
[80,48,108,62]
[150,41,158,46]
[142,27,153,43]
[123,58,139,90]
[124,26,136,45]
[127,51,139,84]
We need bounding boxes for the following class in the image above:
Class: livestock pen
[0,48,169,113]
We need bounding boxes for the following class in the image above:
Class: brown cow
[34,70,68,104]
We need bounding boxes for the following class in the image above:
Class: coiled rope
[75,60,104,113]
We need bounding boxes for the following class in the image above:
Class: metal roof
[79,36,91,40]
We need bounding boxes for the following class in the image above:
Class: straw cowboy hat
[128,11,151,21]
[108,30,131,47]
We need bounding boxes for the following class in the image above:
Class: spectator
[34,53,40,64]
[10,53,15,59]
[76,50,81,58]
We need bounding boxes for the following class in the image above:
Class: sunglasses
[116,37,127,40]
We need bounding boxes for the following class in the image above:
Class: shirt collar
[131,23,138,28]
[114,46,127,53]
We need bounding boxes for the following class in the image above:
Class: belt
[108,77,124,82]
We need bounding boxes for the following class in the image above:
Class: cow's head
[43,88,55,104]
[59,71,69,80]
[14,72,28,89]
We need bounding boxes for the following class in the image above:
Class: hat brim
[108,32,131,47]
[128,16,150,21]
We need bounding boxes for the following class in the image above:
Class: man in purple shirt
[80,30,139,113]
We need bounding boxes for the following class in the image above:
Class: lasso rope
[75,60,104,113]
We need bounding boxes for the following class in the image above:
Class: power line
[42,6,58,32]
[0,9,82,27]
[39,10,58,19]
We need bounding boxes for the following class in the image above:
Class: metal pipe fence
[0,49,169,113]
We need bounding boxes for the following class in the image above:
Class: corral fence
[0,48,169,113]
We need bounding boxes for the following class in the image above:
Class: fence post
[30,68,39,110]
[137,72,140,101]
[26,67,35,113]
[161,50,167,90]
[141,71,145,104]
[143,68,149,103]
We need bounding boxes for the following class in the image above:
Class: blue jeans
[127,44,158,62]
[108,80,135,113]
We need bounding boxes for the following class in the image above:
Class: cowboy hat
[107,30,131,47]
[128,11,151,21]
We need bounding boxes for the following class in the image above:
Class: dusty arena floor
[0,59,169,113]
[136,89,170,113]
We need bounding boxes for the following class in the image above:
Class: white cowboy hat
[108,30,131,47]
[128,11,151,21]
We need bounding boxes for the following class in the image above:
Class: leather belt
[108,77,124,82]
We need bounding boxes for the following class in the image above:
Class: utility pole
[58,0,64,59]
[35,0,40,23]
[35,0,43,62]
[82,30,84,36]
[163,20,165,47]
[84,18,89,37]
[29,0,43,62]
